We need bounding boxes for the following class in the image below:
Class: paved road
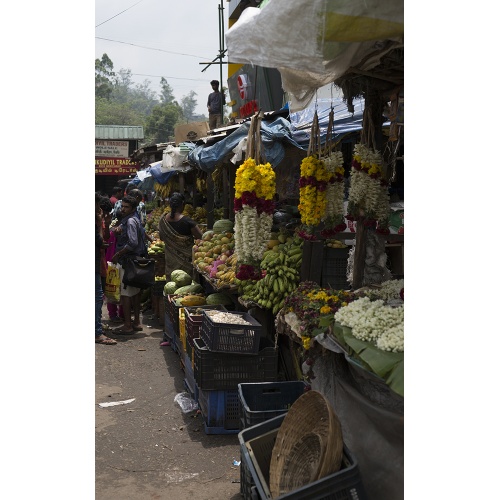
[95,308,242,500]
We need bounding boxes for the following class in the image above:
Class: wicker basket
[269,390,343,498]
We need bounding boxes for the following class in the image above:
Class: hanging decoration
[234,111,276,280]
[297,111,331,240]
[346,143,390,233]
[320,106,347,238]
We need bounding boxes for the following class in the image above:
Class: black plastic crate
[164,294,181,335]
[238,382,309,429]
[321,247,350,290]
[185,305,228,349]
[239,414,368,500]
[200,310,262,354]
[241,452,257,500]
[193,337,278,391]
[197,384,240,434]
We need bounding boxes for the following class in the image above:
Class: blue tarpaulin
[187,117,303,173]
[187,98,374,172]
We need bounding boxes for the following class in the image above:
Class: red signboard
[95,157,140,176]
[239,99,259,118]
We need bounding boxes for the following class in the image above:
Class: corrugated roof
[95,125,144,140]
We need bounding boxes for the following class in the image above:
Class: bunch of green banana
[240,249,302,315]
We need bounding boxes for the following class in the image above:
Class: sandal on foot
[113,327,135,335]
[96,335,117,345]
[160,341,171,347]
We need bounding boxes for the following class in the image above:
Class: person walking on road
[96,192,117,345]
[207,79,225,130]
[111,195,147,335]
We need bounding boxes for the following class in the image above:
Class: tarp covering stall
[226,0,403,110]
[187,97,377,171]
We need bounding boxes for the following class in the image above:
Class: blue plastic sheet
[187,117,303,173]
[289,97,366,147]
[187,100,379,172]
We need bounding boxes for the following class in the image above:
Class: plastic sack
[174,392,199,413]
[226,0,403,110]
[104,262,121,304]
[162,145,190,171]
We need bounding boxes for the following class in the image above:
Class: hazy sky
[95,0,228,116]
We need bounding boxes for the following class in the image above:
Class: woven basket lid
[269,390,343,498]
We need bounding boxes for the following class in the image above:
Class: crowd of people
[95,185,203,346]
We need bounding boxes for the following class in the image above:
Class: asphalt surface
[95,305,242,500]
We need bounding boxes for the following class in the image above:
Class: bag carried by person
[122,256,155,289]
[104,262,121,303]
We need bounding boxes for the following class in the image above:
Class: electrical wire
[95,37,208,59]
[95,0,146,28]
[132,73,206,82]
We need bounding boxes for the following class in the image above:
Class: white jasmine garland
[364,279,404,302]
[348,144,389,223]
[376,323,404,352]
[334,297,404,352]
[234,206,272,263]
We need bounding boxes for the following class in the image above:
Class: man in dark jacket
[111,195,147,335]
[207,80,226,130]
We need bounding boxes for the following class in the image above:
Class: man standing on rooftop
[207,80,226,130]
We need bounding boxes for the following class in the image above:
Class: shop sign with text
[95,157,140,175]
[239,99,259,118]
[95,140,129,158]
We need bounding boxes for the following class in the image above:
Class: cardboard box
[174,121,210,145]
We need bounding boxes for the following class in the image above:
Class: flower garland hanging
[297,156,331,239]
[346,143,390,233]
[320,151,346,238]
[234,158,276,280]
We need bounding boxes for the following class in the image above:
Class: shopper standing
[96,192,117,345]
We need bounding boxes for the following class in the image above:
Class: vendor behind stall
[159,192,203,278]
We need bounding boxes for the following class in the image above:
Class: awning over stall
[226,0,403,110]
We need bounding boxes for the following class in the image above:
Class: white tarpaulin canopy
[226,0,403,110]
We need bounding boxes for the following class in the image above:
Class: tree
[180,91,198,122]
[160,77,175,104]
[145,103,183,144]
[95,97,145,126]
[95,54,116,100]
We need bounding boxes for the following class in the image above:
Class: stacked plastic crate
[237,381,309,499]
[192,310,279,435]
[181,305,229,400]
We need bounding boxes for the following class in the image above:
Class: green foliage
[95,97,145,126]
[160,77,175,104]
[94,54,200,146]
[180,91,198,122]
[145,103,183,144]
[95,54,116,100]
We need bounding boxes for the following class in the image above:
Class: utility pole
[199,0,227,119]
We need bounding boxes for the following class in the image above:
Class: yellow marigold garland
[298,156,332,235]
[234,158,276,279]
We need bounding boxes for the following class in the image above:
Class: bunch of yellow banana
[194,206,207,222]
[153,182,169,199]
[195,177,206,192]
[183,203,195,217]
[211,165,223,190]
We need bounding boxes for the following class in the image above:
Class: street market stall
[127,3,405,499]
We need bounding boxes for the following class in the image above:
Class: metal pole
[219,0,225,120]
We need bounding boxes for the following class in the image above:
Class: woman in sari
[159,192,203,279]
